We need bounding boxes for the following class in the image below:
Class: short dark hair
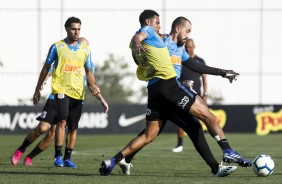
[139,9,159,26]
[64,17,81,28]
[171,16,191,29]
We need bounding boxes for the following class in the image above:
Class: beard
[177,38,186,47]
[176,35,187,47]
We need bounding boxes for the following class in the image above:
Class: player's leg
[62,97,83,168]
[10,121,51,165]
[189,96,251,167]
[100,80,166,176]
[99,119,163,176]
[162,78,251,167]
[10,97,55,166]
[23,98,57,166]
[169,111,236,176]
[119,121,167,175]
[24,124,56,166]
[54,94,70,167]
[172,128,185,152]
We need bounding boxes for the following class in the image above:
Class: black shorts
[55,94,83,130]
[36,98,57,125]
[166,108,202,134]
[158,108,202,135]
[146,77,197,121]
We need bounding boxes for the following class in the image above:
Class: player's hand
[91,84,100,96]
[33,90,41,105]
[133,43,147,56]
[218,69,240,83]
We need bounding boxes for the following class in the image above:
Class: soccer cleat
[215,162,237,177]
[119,158,133,175]
[223,149,252,167]
[64,159,77,169]
[24,157,33,166]
[11,150,23,165]
[99,158,115,176]
[172,146,183,153]
[54,156,64,167]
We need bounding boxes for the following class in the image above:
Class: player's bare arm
[85,68,100,96]
[33,63,51,105]
[131,32,148,55]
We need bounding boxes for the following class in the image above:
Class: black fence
[0,104,281,135]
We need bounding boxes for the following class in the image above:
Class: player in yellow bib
[33,17,106,168]
[100,10,250,176]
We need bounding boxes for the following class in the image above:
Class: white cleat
[172,146,183,153]
[119,158,133,175]
[215,162,237,177]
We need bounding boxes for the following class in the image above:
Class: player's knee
[35,124,49,135]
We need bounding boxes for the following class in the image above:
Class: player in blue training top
[99,10,251,176]
[104,17,239,177]
[11,37,108,167]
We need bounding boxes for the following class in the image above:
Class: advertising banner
[0,104,281,135]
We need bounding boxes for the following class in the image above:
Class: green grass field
[0,133,281,184]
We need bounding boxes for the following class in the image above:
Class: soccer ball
[253,154,275,177]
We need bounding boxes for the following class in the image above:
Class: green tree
[84,53,138,104]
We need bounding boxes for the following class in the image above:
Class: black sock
[26,145,43,159]
[55,145,62,158]
[113,152,124,164]
[64,148,73,160]
[217,139,231,150]
[212,164,220,175]
[18,138,32,152]
[176,137,183,147]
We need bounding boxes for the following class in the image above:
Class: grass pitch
[0,133,281,184]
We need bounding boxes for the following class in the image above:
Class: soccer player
[118,20,236,176]
[116,18,236,177]
[11,37,108,166]
[99,10,251,176]
[33,17,107,169]
[172,38,208,153]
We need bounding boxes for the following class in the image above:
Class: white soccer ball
[253,154,274,177]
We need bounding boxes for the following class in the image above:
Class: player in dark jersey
[99,10,251,176]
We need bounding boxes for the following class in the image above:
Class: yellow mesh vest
[51,40,89,100]
[130,43,176,81]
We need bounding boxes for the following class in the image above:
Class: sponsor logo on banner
[200,109,227,131]
[118,113,145,127]
[255,108,282,135]
[0,112,41,131]
[78,112,108,128]
[0,112,108,131]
